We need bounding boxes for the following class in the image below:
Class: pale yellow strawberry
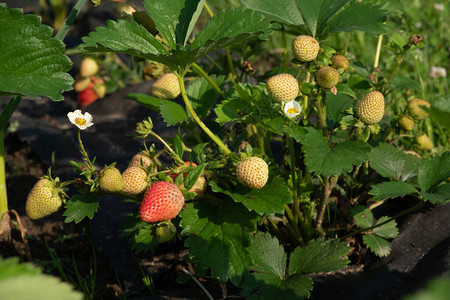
[236,157,269,189]
[266,73,299,103]
[292,35,320,62]
[331,54,350,71]
[150,73,181,99]
[408,98,430,120]
[315,66,339,88]
[122,167,148,196]
[99,166,125,193]
[398,116,415,131]
[356,91,385,125]
[80,57,98,77]
[128,152,153,169]
[26,179,64,220]
[416,134,434,150]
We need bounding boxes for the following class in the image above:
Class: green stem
[316,92,328,137]
[0,130,7,217]
[149,131,184,165]
[385,55,404,91]
[287,136,297,201]
[343,32,351,56]
[284,204,305,246]
[373,34,383,70]
[315,176,338,230]
[191,63,225,99]
[225,47,238,83]
[55,0,88,41]
[78,129,94,170]
[281,26,288,73]
[177,72,232,157]
[302,72,311,119]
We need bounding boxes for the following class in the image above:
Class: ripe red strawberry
[355,91,385,125]
[416,134,434,150]
[80,57,99,77]
[154,221,177,243]
[266,73,299,103]
[150,73,181,99]
[26,178,64,220]
[331,54,350,71]
[292,35,320,62]
[77,82,98,107]
[408,98,430,120]
[315,66,340,89]
[122,167,148,196]
[139,181,185,223]
[99,166,125,193]
[236,157,269,189]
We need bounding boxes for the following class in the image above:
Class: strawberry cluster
[74,57,106,107]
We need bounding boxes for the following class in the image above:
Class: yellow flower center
[75,117,86,126]
[287,108,299,114]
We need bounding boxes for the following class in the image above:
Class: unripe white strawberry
[236,157,269,189]
[315,66,339,88]
[266,73,299,103]
[408,98,430,120]
[331,54,349,71]
[26,178,64,220]
[122,167,148,196]
[150,73,181,99]
[154,221,177,243]
[292,35,320,62]
[128,152,153,169]
[355,91,385,125]
[99,166,125,193]
[80,57,99,78]
[398,116,415,131]
[416,134,434,150]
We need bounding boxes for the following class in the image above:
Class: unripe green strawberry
[132,11,158,35]
[128,152,153,169]
[150,73,181,99]
[80,57,98,78]
[139,181,185,223]
[26,178,64,220]
[74,75,92,92]
[331,54,349,71]
[122,167,148,196]
[315,66,339,89]
[154,221,177,243]
[99,166,125,193]
[266,73,299,103]
[408,98,430,120]
[91,76,106,98]
[236,157,269,189]
[398,116,415,131]
[292,35,320,62]
[416,134,433,150]
[355,91,385,125]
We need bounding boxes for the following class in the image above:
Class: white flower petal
[283,100,302,119]
[67,110,94,130]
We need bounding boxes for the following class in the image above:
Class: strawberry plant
[5,0,449,298]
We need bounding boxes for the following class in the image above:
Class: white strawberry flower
[67,109,94,130]
[283,100,301,119]
[429,66,447,78]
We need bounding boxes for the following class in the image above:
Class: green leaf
[420,183,450,204]
[368,143,419,181]
[241,0,304,26]
[428,96,450,129]
[127,93,165,110]
[321,2,388,35]
[0,257,83,300]
[0,4,73,101]
[209,176,293,215]
[362,234,391,257]
[418,152,450,192]
[119,214,158,253]
[79,18,174,68]
[294,0,351,37]
[351,206,373,228]
[63,194,99,224]
[172,134,184,158]
[241,233,314,299]
[184,163,206,191]
[215,98,248,124]
[369,181,419,201]
[391,76,422,92]
[186,75,225,117]
[159,101,188,126]
[143,0,184,49]
[326,92,353,129]
[179,200,258,285]
[289,237,350,275]
[190,143,208,164]
[298,127,371,177]
[176,0,206,46]
[373,216,399,239]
